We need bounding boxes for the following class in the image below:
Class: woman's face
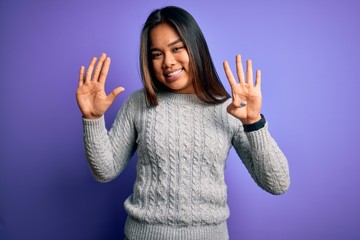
[149,23,194,94]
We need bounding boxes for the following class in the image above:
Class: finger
[99,57,111,84]
[235,54,245,83]
[107,86,125,104]
[93,53,106,81]
[255,69,261,89]
[85,57,97,83]
[246,59,253,86]
[223,60,238,87]
[78,66,85,87]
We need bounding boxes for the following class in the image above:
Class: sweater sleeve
[82,93,139,182]
[232,121,290,195]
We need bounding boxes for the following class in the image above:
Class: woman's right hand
[76,53,124,119]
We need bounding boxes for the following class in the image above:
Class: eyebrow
[150,39,183,52]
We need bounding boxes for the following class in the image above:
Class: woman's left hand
[223,54,262,124]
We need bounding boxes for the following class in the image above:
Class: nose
[162,52,176,68]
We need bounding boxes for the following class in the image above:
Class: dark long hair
[140,6,230,106]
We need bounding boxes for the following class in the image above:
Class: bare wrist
[241,115,262,125]
[82,114,102,120]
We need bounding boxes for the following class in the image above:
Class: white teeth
[167,69,182,76]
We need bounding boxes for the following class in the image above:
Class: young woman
[76,6,290,240]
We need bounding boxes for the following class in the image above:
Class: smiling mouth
[165,68,184,78]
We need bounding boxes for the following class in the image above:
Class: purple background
[1,0,359,239]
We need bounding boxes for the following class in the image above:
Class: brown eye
[151,52,162,59]
[173,46,184,52]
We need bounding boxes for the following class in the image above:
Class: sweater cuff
[82,115,105,125]
[243,114,266,132]
[82,115,107,137]
[245,122,271,150]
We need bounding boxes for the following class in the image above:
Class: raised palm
[76,53,124,119]
[223,54,262,124]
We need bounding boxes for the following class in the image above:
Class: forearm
[234,123,290,195]
[82,115,135,182]
[245,124,290,194]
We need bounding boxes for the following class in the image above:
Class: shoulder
[116,89,146,118]
[122,89,147,108]
[114,89,146,124]
[126,89,146,102]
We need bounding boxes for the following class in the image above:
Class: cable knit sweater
[82,90,290,240]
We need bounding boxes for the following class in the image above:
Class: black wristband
[243,114,266,132]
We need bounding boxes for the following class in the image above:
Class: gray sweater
[82,90,290,240]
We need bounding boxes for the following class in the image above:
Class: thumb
[107,87,125,104]
[226,103,236,115]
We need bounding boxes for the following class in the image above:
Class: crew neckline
[157,92,206,105]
